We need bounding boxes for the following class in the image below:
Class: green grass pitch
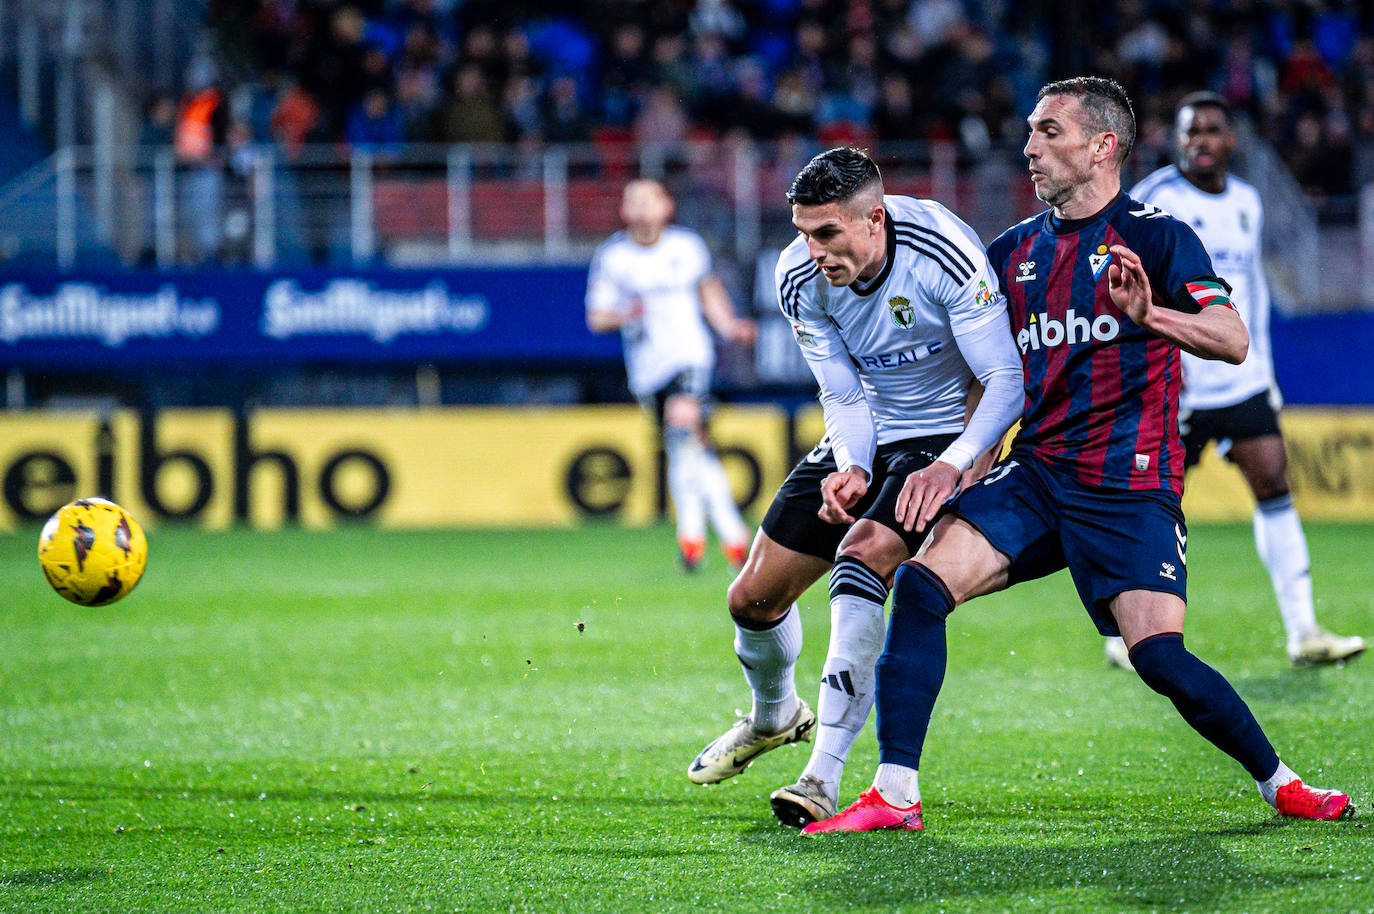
[1,521,1372,912]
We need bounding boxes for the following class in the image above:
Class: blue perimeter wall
[0,268,1369,406]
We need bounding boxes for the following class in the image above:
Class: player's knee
[1251,478,1290,503]
[891,562,956,622]
[726,574,789,625]
[1128,632,1197,697]
[829,554,890,605]
[663,394,702,431]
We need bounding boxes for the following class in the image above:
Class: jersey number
[980,460,1019,486]
[805,435,833,464]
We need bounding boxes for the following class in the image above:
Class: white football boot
[688,701,816,785]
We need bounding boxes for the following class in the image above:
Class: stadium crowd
[173,0,1374,209]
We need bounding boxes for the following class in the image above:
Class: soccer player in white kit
[1106,91,1365,668]
[686,147,1023,827]
[587,179,757,571]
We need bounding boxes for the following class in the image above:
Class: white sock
[665,429,706,543]
[802,586,886,800]
[698,448,750,546]
[733,605,802,733]
[873,763,920,808]
[1256,760,1299,808]
[1253,496,1317,651]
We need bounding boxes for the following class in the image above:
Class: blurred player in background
[687,147,1022,829]
[587,179,757,571]
[1105,91,1365,670]
[809,78,1352,835]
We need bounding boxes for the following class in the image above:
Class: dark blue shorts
[948,451,1188,635]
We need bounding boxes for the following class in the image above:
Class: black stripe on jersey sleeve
[894,236,971,285]
[779,261,821,318]
[893,220,977,276]
[778,259,816,315]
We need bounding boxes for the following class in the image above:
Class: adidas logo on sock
[822,670,856,696]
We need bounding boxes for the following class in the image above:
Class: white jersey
[777,194,1016,474]
[1131,166,1274,411]
[586,226,716,398]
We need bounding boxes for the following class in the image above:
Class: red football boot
[801,787,924,834]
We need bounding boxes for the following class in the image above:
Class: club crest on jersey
[1015,260,1037,282]
[1089,244,1112,279]
[887,295,915,329]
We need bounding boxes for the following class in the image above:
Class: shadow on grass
[735,825,1334,909]
[1233,669,1337,704]
[1,868,107,887]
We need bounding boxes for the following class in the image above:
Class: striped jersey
[986,192,1233,495]
[776,194,1008,446]
[586,226,715,398]
[1131,166,1273,411]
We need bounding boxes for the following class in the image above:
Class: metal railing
[0,136,1361,314]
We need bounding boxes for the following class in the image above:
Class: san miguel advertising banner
[1,406,1373,531]
[0,268,623,367]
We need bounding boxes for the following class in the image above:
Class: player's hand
[728,317,757,346]
[819,467,869,525]
[1107,244,1153,326]
[895,460,961,533]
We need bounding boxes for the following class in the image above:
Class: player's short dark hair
[785,147,883,206]
[1175,90,1233,125]
[1037,76,1136,164]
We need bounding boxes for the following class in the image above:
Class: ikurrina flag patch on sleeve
[1186,280,1233,309]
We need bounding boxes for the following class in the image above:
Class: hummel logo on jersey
[1017,308,1121,354]
[888,295,915,329]
[1089,243,1112,279]
[1160,561,1177,581]
[822,669,856,697]
[1015,260,1037,282]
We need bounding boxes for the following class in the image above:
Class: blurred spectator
[191,0,1374,214]
[141,94,178,147]
[544,74,592,143]
[270,79,323,158]
[602,23,652,126]
[174,64,229,264]
[435,63,504,143]
[298,5,371,139]
[347,88,405,151]
[635,83,690,157]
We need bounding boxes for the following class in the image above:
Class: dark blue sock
[1129,633,1280,781]
[875,563,955,769]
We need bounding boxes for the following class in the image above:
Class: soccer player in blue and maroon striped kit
[806,76,1353,834]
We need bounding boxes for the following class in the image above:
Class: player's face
[1176,105,1234,179]
[790,198,886,286]
[621,180,673,239]
[1023,94,1101,209]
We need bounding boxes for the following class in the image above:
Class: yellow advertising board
[0,406,791,531]
[1182,408,1374,521]
[1,405,1370,530]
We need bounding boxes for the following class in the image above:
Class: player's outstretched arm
[1108,243,1249,364]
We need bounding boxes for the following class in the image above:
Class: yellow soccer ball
[37,497,148,606]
